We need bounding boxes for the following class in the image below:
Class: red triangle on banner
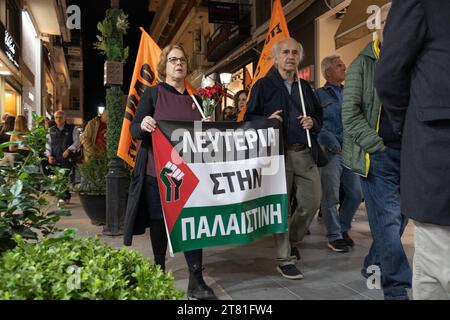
[152,128,199,234]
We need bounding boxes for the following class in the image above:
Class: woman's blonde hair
[14,115,29,133]
[157,44,191,82]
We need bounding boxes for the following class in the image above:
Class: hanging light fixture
[219,73,232,86]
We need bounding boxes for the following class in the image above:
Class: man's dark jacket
[375,0,450,226]
[245,66,326,167]
[49,124,75,168]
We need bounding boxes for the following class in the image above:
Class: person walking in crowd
[342,3,412,300]
[45,110,80,202]
[0,115,15,166]
[0,115,15,149]
[222,106,236,121]
[233,89,248,117]
[123,44,217,300]
[9,115,30,158]
[245,37,325,280]
[316,54,362,253]
[0,112,12,131]
[80,109,108,162]
[375,0,450,300]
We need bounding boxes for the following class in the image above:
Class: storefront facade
[0,0,22,118]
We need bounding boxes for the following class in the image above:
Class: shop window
[255,0,271,28]
[5,0,20,47]
[71,70,80,79]
[4,82,20,116]
[70,96,80,111]
[212,0,252,32]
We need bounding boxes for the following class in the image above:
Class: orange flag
[237,0,290,122]
[117,28,160,167]
[118,28,197,167]
[244,67,252,91]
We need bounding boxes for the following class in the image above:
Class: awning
[334,0,390,49]
[27,0,60,35]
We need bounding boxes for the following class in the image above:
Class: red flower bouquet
[197,84,225,117]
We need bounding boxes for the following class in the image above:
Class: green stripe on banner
[170,194,288,252]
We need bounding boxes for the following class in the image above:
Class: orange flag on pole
[117,28,160,167]
[244,67,252,91]
[118,28,197,167]
[237,0,290,122]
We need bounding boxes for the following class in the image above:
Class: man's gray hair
[321,54,342,79]
[1,113,11,121]
[272,38,304,64]
[54,110,66,117]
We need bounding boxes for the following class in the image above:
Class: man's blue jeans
[360,147,412,300]
[320,152,362,242]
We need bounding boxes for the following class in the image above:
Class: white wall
[21,10,41,117]
[316,8,373,88]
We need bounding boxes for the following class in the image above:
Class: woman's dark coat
[123,86,159,245]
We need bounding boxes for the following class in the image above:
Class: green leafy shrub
[105,86,125,159]
[0,114,70,252]
[0,229,183,300]
[78,149,108,194]
[94,8,129,63]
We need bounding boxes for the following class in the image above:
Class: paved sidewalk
[57,194,414,300]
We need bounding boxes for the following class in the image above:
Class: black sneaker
[361,268,370,279]
[327,239,349,252]
[342,232,355,248]
[277,264,304,280]
[290,247,301,260]
[317,210,323,223]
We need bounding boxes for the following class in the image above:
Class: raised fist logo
[160,161,185,202]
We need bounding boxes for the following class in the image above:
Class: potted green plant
[0,114,70,253]
[78,149,108,226]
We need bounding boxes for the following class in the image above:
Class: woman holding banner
[123,44,216,300]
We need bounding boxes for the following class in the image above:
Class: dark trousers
[144,175,203,269]
[147,218,202,270]
[360,148,412,299]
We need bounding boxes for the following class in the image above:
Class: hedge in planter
[78,149,108,195]
[78,150,108,225]
[0,229,183,300]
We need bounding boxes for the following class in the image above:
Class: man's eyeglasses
[168,57,187,65]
